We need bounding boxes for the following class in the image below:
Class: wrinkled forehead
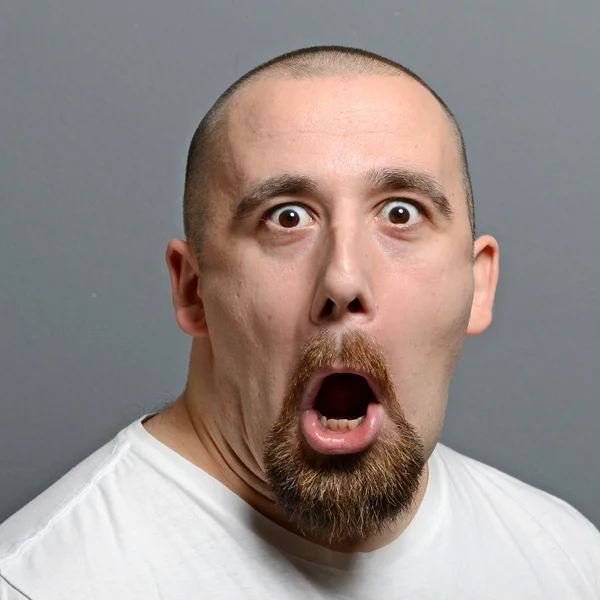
[222,74,462,203]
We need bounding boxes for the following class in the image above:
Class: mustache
[284,328,397,413]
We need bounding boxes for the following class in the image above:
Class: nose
[310,223,376,324]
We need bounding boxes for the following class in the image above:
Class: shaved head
[183,46,475,253]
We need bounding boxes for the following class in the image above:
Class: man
[1,46,599,599]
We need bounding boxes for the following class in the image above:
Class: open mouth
[300,369,384,455]
[314,373,376,432]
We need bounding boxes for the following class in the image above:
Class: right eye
[265,204,312,229]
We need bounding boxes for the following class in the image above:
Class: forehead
[223,74,460,197]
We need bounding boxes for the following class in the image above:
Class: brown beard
[263,329,426,545]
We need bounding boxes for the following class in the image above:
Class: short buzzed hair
[183,46,475,253]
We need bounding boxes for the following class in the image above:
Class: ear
[166,239,208,337]
[467,234,500,336]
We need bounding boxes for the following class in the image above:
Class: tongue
[314,374,373,419]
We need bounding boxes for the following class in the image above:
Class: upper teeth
[317,411,364,432]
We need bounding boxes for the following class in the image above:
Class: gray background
[1,0,598,527]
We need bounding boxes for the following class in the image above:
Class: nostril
[322,298,335,318]
[348,298,363,313]
[318,297,364,320]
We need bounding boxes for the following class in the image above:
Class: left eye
[266,204,312,228]
[380,199,422,226]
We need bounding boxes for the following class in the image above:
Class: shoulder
[0,417,234,598]
[0,576,30,599]
[434,443,594,523]
[0,424,137,587]
[433,443,600,590]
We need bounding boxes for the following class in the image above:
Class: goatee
[263,329,426,544]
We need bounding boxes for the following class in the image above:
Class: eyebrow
[367,167,454,219]
[233,167,453,220]
[234,175,318,220]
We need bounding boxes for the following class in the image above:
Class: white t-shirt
[1,417,599,599]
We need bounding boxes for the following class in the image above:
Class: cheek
[201,277,284,453]
[201,263,312,417]
[379,256,473,398]
[384,255,472,331]
[219,252,315,338]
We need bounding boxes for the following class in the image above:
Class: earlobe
[166,239,208,337]
[466,234,500,336]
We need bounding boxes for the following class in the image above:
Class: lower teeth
[317,411,364,432]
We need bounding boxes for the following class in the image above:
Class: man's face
[196,74,477,540]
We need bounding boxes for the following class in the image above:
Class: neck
[144,362,431,553]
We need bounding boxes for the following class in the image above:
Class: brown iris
[278,209,301,228]
[389,205,410,224]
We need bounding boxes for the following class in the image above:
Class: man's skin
[145,73,499,552]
